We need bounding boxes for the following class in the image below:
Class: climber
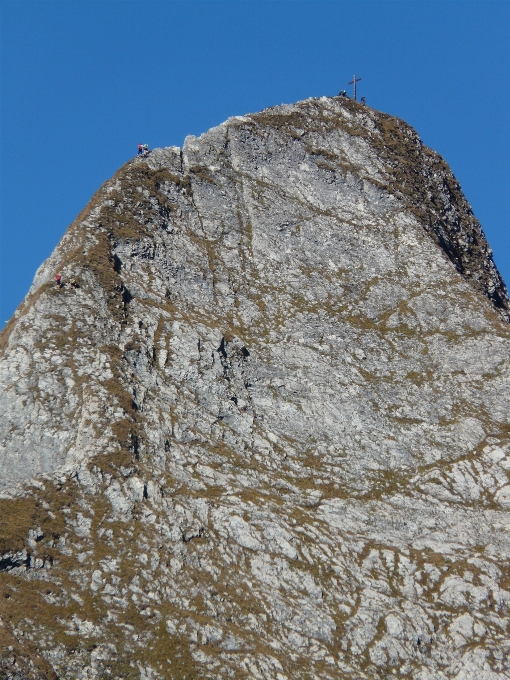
[69,276,78,289]
[338,90,348,97]
[361,96,366,105]
[143,144,149,157]
[54,273,62,288]
[137,144,143,156]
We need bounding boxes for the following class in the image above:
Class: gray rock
[0,95,509,679]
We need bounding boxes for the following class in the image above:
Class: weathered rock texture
[0,96,509,679]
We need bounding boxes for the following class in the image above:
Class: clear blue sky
[1,0,509,325]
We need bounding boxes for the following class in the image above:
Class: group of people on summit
[338,90,366,104]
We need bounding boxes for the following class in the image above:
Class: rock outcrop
[0,95,509,679]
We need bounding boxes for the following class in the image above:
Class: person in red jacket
[55,273,62,288]
[137,144,143,156]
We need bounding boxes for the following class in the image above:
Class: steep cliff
[0,95,509,680]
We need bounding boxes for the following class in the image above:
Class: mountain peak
[1,96,509,679]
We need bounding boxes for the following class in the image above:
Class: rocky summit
[1,95,509,680]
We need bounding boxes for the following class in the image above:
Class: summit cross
[348,74,361,101]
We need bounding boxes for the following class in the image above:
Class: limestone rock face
[0,96,509,679]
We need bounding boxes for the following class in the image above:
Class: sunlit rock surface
[1,96,509,679]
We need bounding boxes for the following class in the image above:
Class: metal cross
[348,75,361,101]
